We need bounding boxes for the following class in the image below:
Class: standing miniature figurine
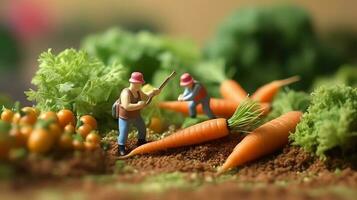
[178,73,215,119]
[114,72,160,156]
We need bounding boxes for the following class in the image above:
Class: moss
[114,172,203,193]
[114,160,134,174]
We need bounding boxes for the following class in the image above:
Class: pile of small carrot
[158,76,299,118]
[221,76,300,103]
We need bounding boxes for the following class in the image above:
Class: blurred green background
[0,0,356,104]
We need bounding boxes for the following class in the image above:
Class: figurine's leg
[118,118,130,156]
[188,100,197,118]
[202,97,216,119]
[134,116,147,146]
[118,118,130,145]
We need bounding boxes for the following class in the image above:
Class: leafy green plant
[265,88,310,121]
[81,28,199,99]
[81,28,199,76]
[204,5,341,91]
[0,26,21,70]
[81,28,235,101]
[290,85,357,159]
[312,65,357,89]
[181,116,209,128]
[25,49,127,129]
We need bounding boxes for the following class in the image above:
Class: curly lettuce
[265,88,310,121]
[290,85,357,159]
[25,49,127,129]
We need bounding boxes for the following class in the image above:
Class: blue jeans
[189,96,215,119]
[118,116,146,145]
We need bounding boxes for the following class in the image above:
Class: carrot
[217,111,303,174]
[251,76,300,103]
[159,98,271,118]
[120,100,263,159]
[220,79,248,103]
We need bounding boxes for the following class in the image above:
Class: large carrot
[220,79,248,103]
[251,76,300,103]
[217,111,303,174]
[120,100,263,159]
[159,98,271,118]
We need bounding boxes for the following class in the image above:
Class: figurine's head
[180,73,194,88]
[129,72,145,89]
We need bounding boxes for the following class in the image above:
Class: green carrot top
[227,100,263,133]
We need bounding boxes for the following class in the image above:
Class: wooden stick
[146,71,176,105]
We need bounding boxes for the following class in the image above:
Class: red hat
[180,73,194,86]
[129,72,145,84]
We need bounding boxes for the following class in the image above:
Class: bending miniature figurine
[178,73,215,119]
[115,72,160,156]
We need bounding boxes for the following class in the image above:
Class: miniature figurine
[114,72,160,156]
[178,73,215,119]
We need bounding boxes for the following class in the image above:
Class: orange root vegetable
[220,79,248,103]
[159,98,271,118]
[251,76,300,103]
[149,117,164,133]
[218,111,303,174]
[121,101,263,159]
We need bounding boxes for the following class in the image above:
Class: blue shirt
[182,82,202,101]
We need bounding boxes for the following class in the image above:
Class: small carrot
[120,100,263,159]
[159,98,271,118]
[217,111,303,174]
[220,79,248,103]
[251,76,300,103]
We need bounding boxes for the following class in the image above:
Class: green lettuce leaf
[265,88,310,122]
[25,49,127,129]
[290,85,357,159]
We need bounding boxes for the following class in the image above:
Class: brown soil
[107,134,243,173]
[2,135,357,200]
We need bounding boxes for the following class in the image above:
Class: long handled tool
[146,71,176,105]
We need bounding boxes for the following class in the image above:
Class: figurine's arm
[120,90,145,111]
[178,89,188,101]
[182,84,201,101]
[182,89,189,96]
[139,90,149,101]
[139,88,160,101]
